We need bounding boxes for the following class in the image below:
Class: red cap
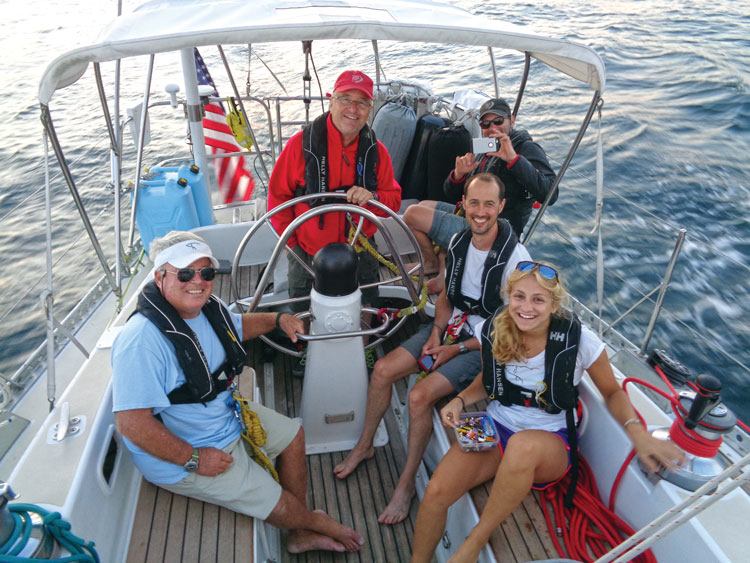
[332,70,374,99]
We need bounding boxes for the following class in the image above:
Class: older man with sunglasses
[111,231,365,554]
[403,97,556,293]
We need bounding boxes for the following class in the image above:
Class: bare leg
[275,428,307,502]
[403,202,440,274]
[448,430,569,563]
[334,347,418,478]
[379,372,456,524]
[425,249,446,294]
[412,442,501,562]
[268,428,365,552]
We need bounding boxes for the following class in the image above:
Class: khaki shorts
[160,401,301,520]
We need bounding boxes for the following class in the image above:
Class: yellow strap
[226,98,254,150]
[232,391,279,482]
[346,219,428,317]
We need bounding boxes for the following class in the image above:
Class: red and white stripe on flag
[202,103,255,203]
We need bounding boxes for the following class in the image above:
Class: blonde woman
[411,261,684,562]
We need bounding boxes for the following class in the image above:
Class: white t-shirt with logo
[473,319,605,432]
[448,242,531,335]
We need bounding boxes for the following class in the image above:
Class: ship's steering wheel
[230,193,425,357]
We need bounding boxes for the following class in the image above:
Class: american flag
[194,48,255,203]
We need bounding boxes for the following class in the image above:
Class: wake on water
[0,0,748,419]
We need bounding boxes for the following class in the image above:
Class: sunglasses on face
[164,267,216,283]
[479,116,507,129]
[516,261,558,280]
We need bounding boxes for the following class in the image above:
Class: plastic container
[454,411,498,452]
[141,163,215,226]
[177,164,215,226]
[135,176,200,253]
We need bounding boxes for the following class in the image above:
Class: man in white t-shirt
[332,173,531,524]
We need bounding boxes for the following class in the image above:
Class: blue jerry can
[135,177,200,253]
[177,164,215,226]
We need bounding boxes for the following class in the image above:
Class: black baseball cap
[479,98,512,120]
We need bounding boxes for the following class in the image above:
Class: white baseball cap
[153,239,219,270]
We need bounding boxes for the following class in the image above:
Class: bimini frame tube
[488,47,500,98]
[127,55,155,250]
[94,62,123,291]
[512,53,531,119]
[523,89,602,244]
[40,104,119,295]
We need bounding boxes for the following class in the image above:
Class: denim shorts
[428,201,467,248]
[400,322,481,391]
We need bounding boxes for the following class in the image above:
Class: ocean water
[0,1,748,420]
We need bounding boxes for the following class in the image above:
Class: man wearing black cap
[402,97,555,293]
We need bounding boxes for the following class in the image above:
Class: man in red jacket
[268,70,402,320]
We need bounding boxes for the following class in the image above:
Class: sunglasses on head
[164,267,216,283]
[516,261,558,280]
[479,116,507,129]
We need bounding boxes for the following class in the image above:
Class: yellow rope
[232,391,279,482]
[346,220,428,317]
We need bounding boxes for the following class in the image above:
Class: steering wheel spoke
[231,193,426,356]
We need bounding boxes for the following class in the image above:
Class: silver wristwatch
[184,448,200,472]
[458,342,468,354]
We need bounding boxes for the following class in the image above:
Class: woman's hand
[440,397,464,429]
[631,429,686,473]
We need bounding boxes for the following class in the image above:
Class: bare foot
[425,276,444,295]
[333,445,374,479]
[317,510,364,552]
[287,529,346,554]
[378,483,415,524]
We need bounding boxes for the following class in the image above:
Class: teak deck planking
[126,264,559,562]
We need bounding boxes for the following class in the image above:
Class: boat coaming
[3,266,149,562]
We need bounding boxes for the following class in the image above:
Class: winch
[642,373,737,492]
[0,481,55,558]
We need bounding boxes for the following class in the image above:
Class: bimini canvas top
[38,0,605,105]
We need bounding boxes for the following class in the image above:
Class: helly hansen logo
[550,331,565,342]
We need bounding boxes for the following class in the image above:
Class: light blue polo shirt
[111,306,244,484]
